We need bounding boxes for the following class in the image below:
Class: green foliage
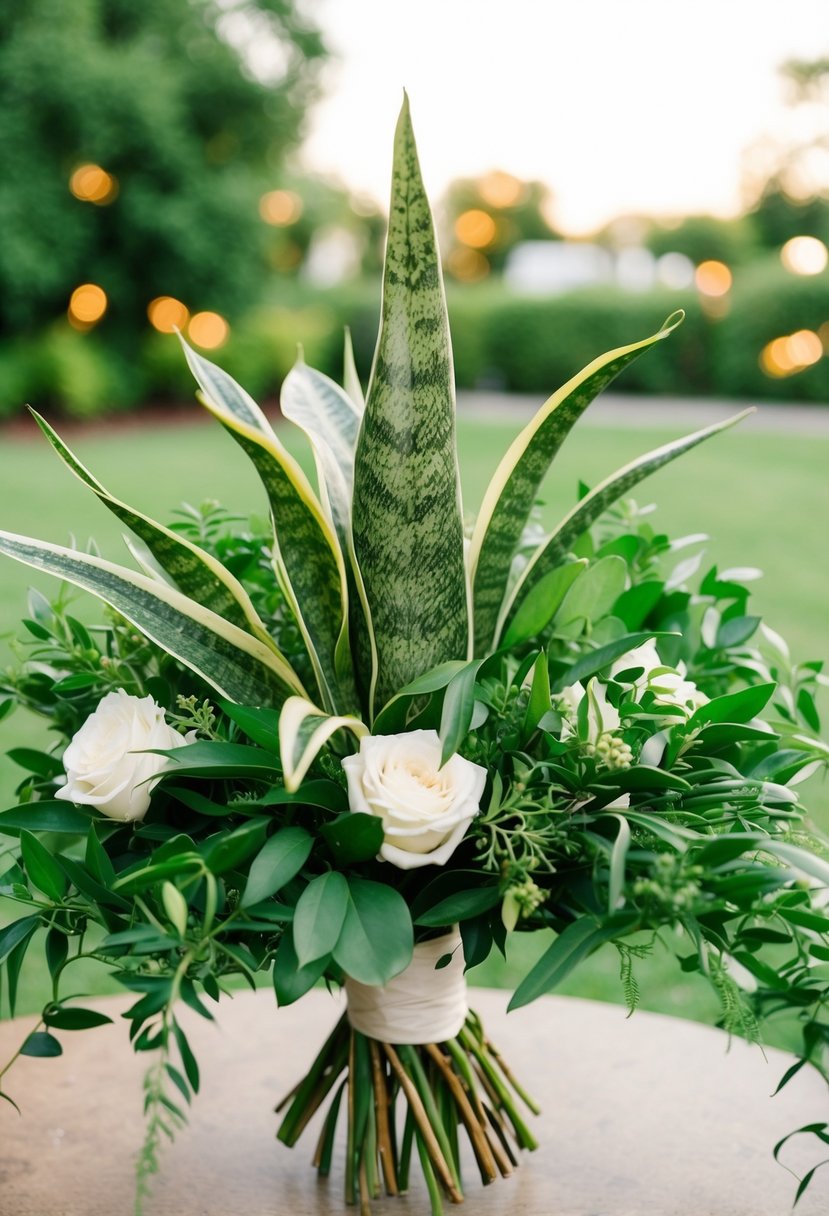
[0,0,325,383]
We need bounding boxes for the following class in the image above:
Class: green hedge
[2,261,827,420]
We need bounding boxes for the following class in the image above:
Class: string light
[188,311,229,349]
[69,164,118,205]
[67,284,107,329]
[147,297,190,334]
[259,190,303,226]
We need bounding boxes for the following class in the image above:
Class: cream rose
[55,689,188,822]
[341,730,487,870]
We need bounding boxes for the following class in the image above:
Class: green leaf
[554,556,628,629]
[320,813,383,865]
[199,818,268,876]
[293,871,349,966]
[240,827,313,907]
[85,826,116,887]
[45,927,68,979]
[0,915,39,964]
[414,885,501,927]
[469,311,684,654]
[247,780,348,814]
[613,581,664,631]
[523,652,551,738]
[43,1006,113,1030]
[20,1031,62,1058]
[220,702,280,751]
[6,748,64,778]
[174,1022,200,1094]
[551,631,669,692]
[273,933,330,1007]
[501,560,587,648]
[0,801,91,835]
[715,615,761,649]
[351,96,469,714]
[508,914,637,1010]
[0,531,303,707]
[343,326,366,411]
[439,659,485,765]
[20,831,67,901]
[333,877,413,986]
[155,740,282,781]
[179,336,352,713]
[689,683,776,727]
[503,409,753,628]
[373,661,468,734]
[31,411,280,648]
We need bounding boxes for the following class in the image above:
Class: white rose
[558,678,621,745]
[341,730,487,870]
[611,640,708,713]
[55,689,188,822]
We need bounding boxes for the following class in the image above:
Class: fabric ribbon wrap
[344,930,467,1044]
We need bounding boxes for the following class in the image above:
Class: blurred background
[1,0,828,1021]
[1,0,829,415]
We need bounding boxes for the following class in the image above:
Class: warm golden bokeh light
[454,209,497,249]
[446,246,490,282]
[478,171,525,210]
[68,283,108,328]
[188,311,229,349]
[780,235,828,276]
[694,260,732,297]
[259,189,303,226]
[787,328,823,366]
[69,164,118,205]
[760,330,824,377]
[147,296,190,334]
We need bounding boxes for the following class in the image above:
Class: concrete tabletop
[1,987,827,1216]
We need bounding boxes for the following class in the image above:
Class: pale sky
[298,0,829,233]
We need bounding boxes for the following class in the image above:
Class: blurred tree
[645,214,760,266]
[440,171,559,280]
[742,57,829,249]
[0,0,326,337]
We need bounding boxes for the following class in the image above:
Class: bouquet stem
[277,1009,538,1214]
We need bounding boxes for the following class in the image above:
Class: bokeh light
[188,311,229,349]
[759,329,823,377]
[454,209,497,249]
[694,260,732,297]
[68,283,108,328]
[259,189,303,226]
[478,171,525,209]
[446,247,490,282]
[69,164,118,205]
[147,296,190,333]
[780,235,828,276]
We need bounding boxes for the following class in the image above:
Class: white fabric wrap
[344,930,467,1044]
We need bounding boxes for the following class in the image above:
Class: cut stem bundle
[277,1010,538,1214]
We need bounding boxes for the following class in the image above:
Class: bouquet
[2,97,829,1214]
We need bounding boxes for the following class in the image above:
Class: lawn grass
[1,403,828,1026]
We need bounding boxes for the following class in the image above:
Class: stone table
[1,988,827,1216]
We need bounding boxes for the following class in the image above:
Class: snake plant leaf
[352,95,469,715]
[280,359,361,552]
[0,531,304,706]
[30,410,280,653]
[343,327,366,412]
[179,337,354,715]
[279,696,369,792]
[500,408,753,639]
[469,311,684,655]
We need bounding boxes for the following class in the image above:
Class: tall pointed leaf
[280,359,361,552]
[0,532,304,706]
[343,327,366,411]
[469,311,684,654]
[31,411,279,650]
[180,338,354,714]
[500,409,752,640]
[351,95,468,713]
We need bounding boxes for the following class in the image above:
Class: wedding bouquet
[2,98,829,1214]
